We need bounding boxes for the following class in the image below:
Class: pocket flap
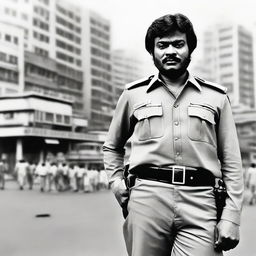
[134,105,163,120]
[188,106,215,124]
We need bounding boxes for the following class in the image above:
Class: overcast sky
[72,0,256,72]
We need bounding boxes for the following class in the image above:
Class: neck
[161,71,188,87]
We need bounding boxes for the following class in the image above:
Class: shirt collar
[146,72,202,93]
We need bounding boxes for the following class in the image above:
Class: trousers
[123,178,223,256]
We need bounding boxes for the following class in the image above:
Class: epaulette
[125,76,153,90]
[195,76,227,94]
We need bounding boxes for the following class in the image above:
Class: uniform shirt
[103,73,244,225]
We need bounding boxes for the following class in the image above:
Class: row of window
[91,47,110,60]
[34,47,49,57]
[0,67,18,83]
[56,5,81,23]
[56,27,81,44]
[33,31,49,43]
[33,18,49,31]
[90,27,109,41]
[91,78,112,92]
[56,40,81,55]
[91,68,111,81]
[34,5,50,21]
[0,32,19,45]
[91,58,111,71]
[91,37,110,51]
[35,110,71,125]
[56,63,83,81]
[56,16,81,34]
[0,52,18,65]
[38,0,49,5]
[90,18,110,32]
[56,51,81,67]
[58,75,82,91]
[92,88,113,102]
[25,63,56,80]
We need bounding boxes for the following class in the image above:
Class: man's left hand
[214,220,240,252]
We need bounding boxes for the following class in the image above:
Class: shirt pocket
[188,104,217,146]
[133,103,164,141]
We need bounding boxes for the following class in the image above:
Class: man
[246,163,256,205]
[0,158,7,190]
[103,13,244,256]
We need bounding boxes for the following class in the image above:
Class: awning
[44,139,59,144]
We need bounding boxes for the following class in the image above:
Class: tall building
[203,24,254,108]
[82,10,112,131]
[112,49,145,103]
[0,0,113,130]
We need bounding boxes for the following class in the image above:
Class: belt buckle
[172,166,186,185]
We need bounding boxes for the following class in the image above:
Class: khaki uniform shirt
[103,73,244,225]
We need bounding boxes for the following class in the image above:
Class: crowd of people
[13,159,109,193]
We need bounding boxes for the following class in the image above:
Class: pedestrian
[27,162,36,190]
[83,164,91,193]
[246,163,256,205]
[35,162,48,192]
[15,159,29,190]
[0,158,7,190]
[48,162,57,192]
[76,163,85,192]
[103,13,244,256]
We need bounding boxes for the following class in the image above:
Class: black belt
[130,165,216,186]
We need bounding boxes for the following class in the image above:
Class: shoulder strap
[195,76,227,94]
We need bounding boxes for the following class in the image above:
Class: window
[45,112,54,122]
[56,114,62,123]
[5,34,11,42]
[4,112,14,119]
[64,115,70,124]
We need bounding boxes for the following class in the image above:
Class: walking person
[35,162,48,192]
[27,162,36,190]
[103,13,244,256]
[0,158,7,190]
[48,162,57,192]
[15,159,29,190]
[246,163,256,205]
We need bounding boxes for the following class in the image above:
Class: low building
[233,106,256,167]
[0,92,95,172]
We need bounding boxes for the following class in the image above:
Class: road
[0,181,255,256]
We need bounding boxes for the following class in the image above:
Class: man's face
[153,30,190,79]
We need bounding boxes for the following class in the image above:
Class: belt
[130,165,216,186]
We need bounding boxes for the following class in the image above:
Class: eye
[157,43,168,49]
[173,41,185,48]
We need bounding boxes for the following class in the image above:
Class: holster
[213,179,227,222]
[122,165,137,218]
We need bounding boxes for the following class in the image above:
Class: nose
[165,45,177,55]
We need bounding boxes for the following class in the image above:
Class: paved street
[0,181,255,256]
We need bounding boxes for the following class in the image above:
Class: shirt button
[176,152,180,156]
[174,137,179,141]
[174,121,179,126]
[174,104,179,108]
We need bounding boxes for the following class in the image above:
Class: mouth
[162,58,180,64]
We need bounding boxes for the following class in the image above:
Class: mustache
[162,55,181,64]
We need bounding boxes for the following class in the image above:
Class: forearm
[102,145,125,186]
[218,96,244,224]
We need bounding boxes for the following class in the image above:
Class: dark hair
[145,13,197,54]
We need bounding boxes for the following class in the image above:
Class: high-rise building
[0,22,24,95]
[81,10,112,131]
[203,24,254,108]
[0,0,113,130]
[112,49,144,103]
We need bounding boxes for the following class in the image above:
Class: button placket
[172,101,182,162]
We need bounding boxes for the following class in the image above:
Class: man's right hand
[111,178,129,208]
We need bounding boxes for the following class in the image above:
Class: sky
[71,0,256,72]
